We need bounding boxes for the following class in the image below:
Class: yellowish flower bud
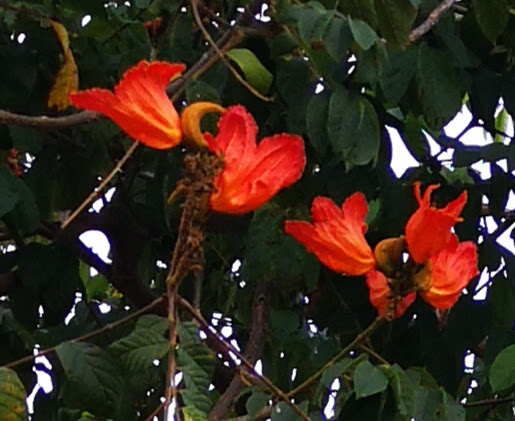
[180,102,226,150]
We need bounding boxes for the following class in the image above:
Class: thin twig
[190,0,273,102]
[179,297,310,421]
[287,317,384,398]
[358,343,390,365]
[409,0,456,44]
[60,141,139,229]
[144,401,165,421]
[464,396,513,408]
[4,296,165,369]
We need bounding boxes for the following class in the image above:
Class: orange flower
[366,270,416,318]
[405,182,467,263]
[420,235,479,309]
[207,105,306,214]
[285,194,375,276]
[69,60,185,150]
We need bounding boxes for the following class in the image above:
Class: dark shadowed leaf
[56,342,125,417]
[472,0,509,41]
[489,344,515,392]
[375,0,417,46]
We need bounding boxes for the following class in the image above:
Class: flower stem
[287,316,384,398]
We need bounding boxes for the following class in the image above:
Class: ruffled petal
[406,183,468,263]
[209,106,306,214]
[421,240,479,309]
[285,195,375,276]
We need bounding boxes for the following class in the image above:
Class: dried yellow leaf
[47,20,78,111]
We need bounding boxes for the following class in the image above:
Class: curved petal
[209,106,306,214]
[421,240,479,309]
[406,183,468,263]
[285,195,375,276]
[70,60,185,150]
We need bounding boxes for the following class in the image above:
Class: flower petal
[285,195,375,276]
[366,270,415,318]
[406,183,467,263]
[209,106,306,214]
[420,240,479,309]
[70,60,185,150]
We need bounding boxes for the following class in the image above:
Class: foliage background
[0,0,514,420]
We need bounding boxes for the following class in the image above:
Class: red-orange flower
[69,60,185,150]
[420,235,479,309]
[285,194,375,276]
[366,270,416,318]
[207,105,306,214]
[405,182,467,263]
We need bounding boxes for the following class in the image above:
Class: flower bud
[374,236,406,276]
[180,102,225,150]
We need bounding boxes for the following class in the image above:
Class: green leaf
[348,17,378,50]
[246,391,269,419]
[17,243,79,325]
[183,405,208,421]
[440,167,474,185]
[8,126,43,154]
[469,68,502,133]
[353,360,389,398]
[270,309,299,337]
[56,342,124,417]
[327,86,380,167]
[416,43,463,129]
[409,0,421,6]
[226,48,273,95]
[489,344,515,392]
[297,7,333,44]
[2,175,40,235]
[271,401,309,421]
[380,45,418,104]
[0,170,20,219]
[341,0,378,28]
[320,358,358,387]
[374,0,418,46]
[135,314,168,334]
[323,17,353,61]
[108,329,169,372]
[0,367,28,421]
[380,364,415,415]
[403,113,428,161]
[306,91,330,156]
[185,80,221,104]
[472,0,509,41]
[177,321,216,415]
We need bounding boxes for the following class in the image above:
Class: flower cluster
[69,60,305,215]
[69,59,478,320]
[286,183,479,319]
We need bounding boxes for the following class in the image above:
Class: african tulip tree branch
[409,0,457,44]
[178,297,310,421]
[0,0,256,129]
[208,282,269,421]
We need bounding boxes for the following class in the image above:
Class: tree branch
[208,282,269,421]
[409,0,456,44]
[178,297,310,421]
